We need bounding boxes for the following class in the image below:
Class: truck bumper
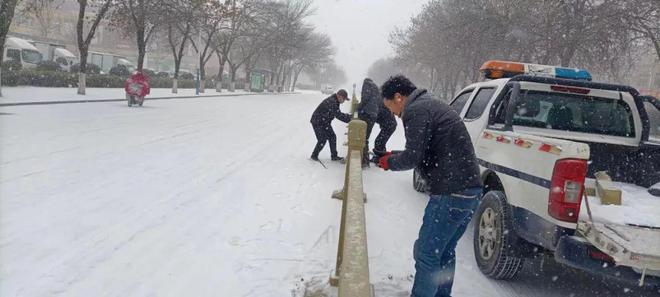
[555,235,660,288]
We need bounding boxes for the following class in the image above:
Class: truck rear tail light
[548,158,587,223]
[564,181,582,203]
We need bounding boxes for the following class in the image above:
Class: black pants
[375,112,397,153]
[359,114,376,164]
[311,122,338,158]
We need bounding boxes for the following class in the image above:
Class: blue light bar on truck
[554,67,592,81]
[480,60,592,81]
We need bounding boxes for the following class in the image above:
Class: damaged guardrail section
[328,118,373,297]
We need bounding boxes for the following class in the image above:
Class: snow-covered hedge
[1,70,121,88]
[1,69,247,90]
[36,61,63,72]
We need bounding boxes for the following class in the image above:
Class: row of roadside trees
[0,0,339,97]
[368,0,660,100]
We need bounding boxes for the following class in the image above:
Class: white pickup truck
[413,61,660,288]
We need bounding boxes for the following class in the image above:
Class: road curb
[0,92,299,107]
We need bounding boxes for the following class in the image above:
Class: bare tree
[22,0,65,37]
[187,0,225,93]
[113,0,163,71]
[222,0,268,91]
[75,0,113,95]
[163,0,199,93]
[388,0,660,94]
[0,0,23,97]
[212,0,252,92]
[290,31,333,91]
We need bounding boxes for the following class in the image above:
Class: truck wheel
[473,190,524,279]
[413,168,427,193]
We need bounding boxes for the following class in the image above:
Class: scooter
[126,92,144,107]
[124,72,150,107]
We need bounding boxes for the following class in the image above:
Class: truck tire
[473,190,524,279]
[413,168,427,193]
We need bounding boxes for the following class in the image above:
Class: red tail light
[548,158,587,223]
[550,85,591,94]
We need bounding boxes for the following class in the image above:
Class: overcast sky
[307,0,427,89]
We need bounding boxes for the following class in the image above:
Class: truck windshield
[508,90,635,137]
[21,50,42,64]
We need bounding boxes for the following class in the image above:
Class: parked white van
[3,37,43,69]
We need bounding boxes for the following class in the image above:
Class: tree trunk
[286,66,294,92]
[199,56,206,93]
[77,50,89,95]
[229,65,237,92]
[1,0,20,95]
[216,54,225,92]
[137,48,146,71]
[244,65,251,92]
[292,67,303,92]
[172,58,182,93]
[78,73,87,95]
[0,66,3,97]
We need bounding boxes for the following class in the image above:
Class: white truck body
[424,64,660,287]
[31,41,77,72]
[3,37,42,69]
[87,51,134,74]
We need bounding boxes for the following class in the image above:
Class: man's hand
[377,152,393,170]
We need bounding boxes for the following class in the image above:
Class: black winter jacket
[310,94,352,125]
[387,89,482,195]
[358,79,379,119]
[377,98,396,124]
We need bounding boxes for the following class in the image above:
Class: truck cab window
[508,90,635,137]
[450,90,473,116]
[465,88,496,120]
[7,49,20,61]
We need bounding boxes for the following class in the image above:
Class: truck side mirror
[504,82,521,131]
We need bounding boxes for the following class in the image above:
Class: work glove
[377,152,393,170]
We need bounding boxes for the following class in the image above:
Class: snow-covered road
[1,93,656,296]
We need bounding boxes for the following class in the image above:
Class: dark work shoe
[331,156,344,162]
[310,155,319,161]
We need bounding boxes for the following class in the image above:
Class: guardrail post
[330,119,366,288]
[332,84,361,201]
[337,152,372,297]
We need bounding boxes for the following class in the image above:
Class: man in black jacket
[376,75,482,297]
[310,89,352,161]
[374,97,397,154]
[357,78,380,167]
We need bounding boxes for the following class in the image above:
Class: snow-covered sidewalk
[0,87,254,105]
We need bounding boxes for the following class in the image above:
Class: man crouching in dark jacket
[310,89,352,161]
[357,78,380,167]
[376,75,482,297]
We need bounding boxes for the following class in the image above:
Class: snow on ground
[0,87,250,104]
[1,93,657,296]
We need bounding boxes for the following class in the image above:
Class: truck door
[462,87,497,145]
